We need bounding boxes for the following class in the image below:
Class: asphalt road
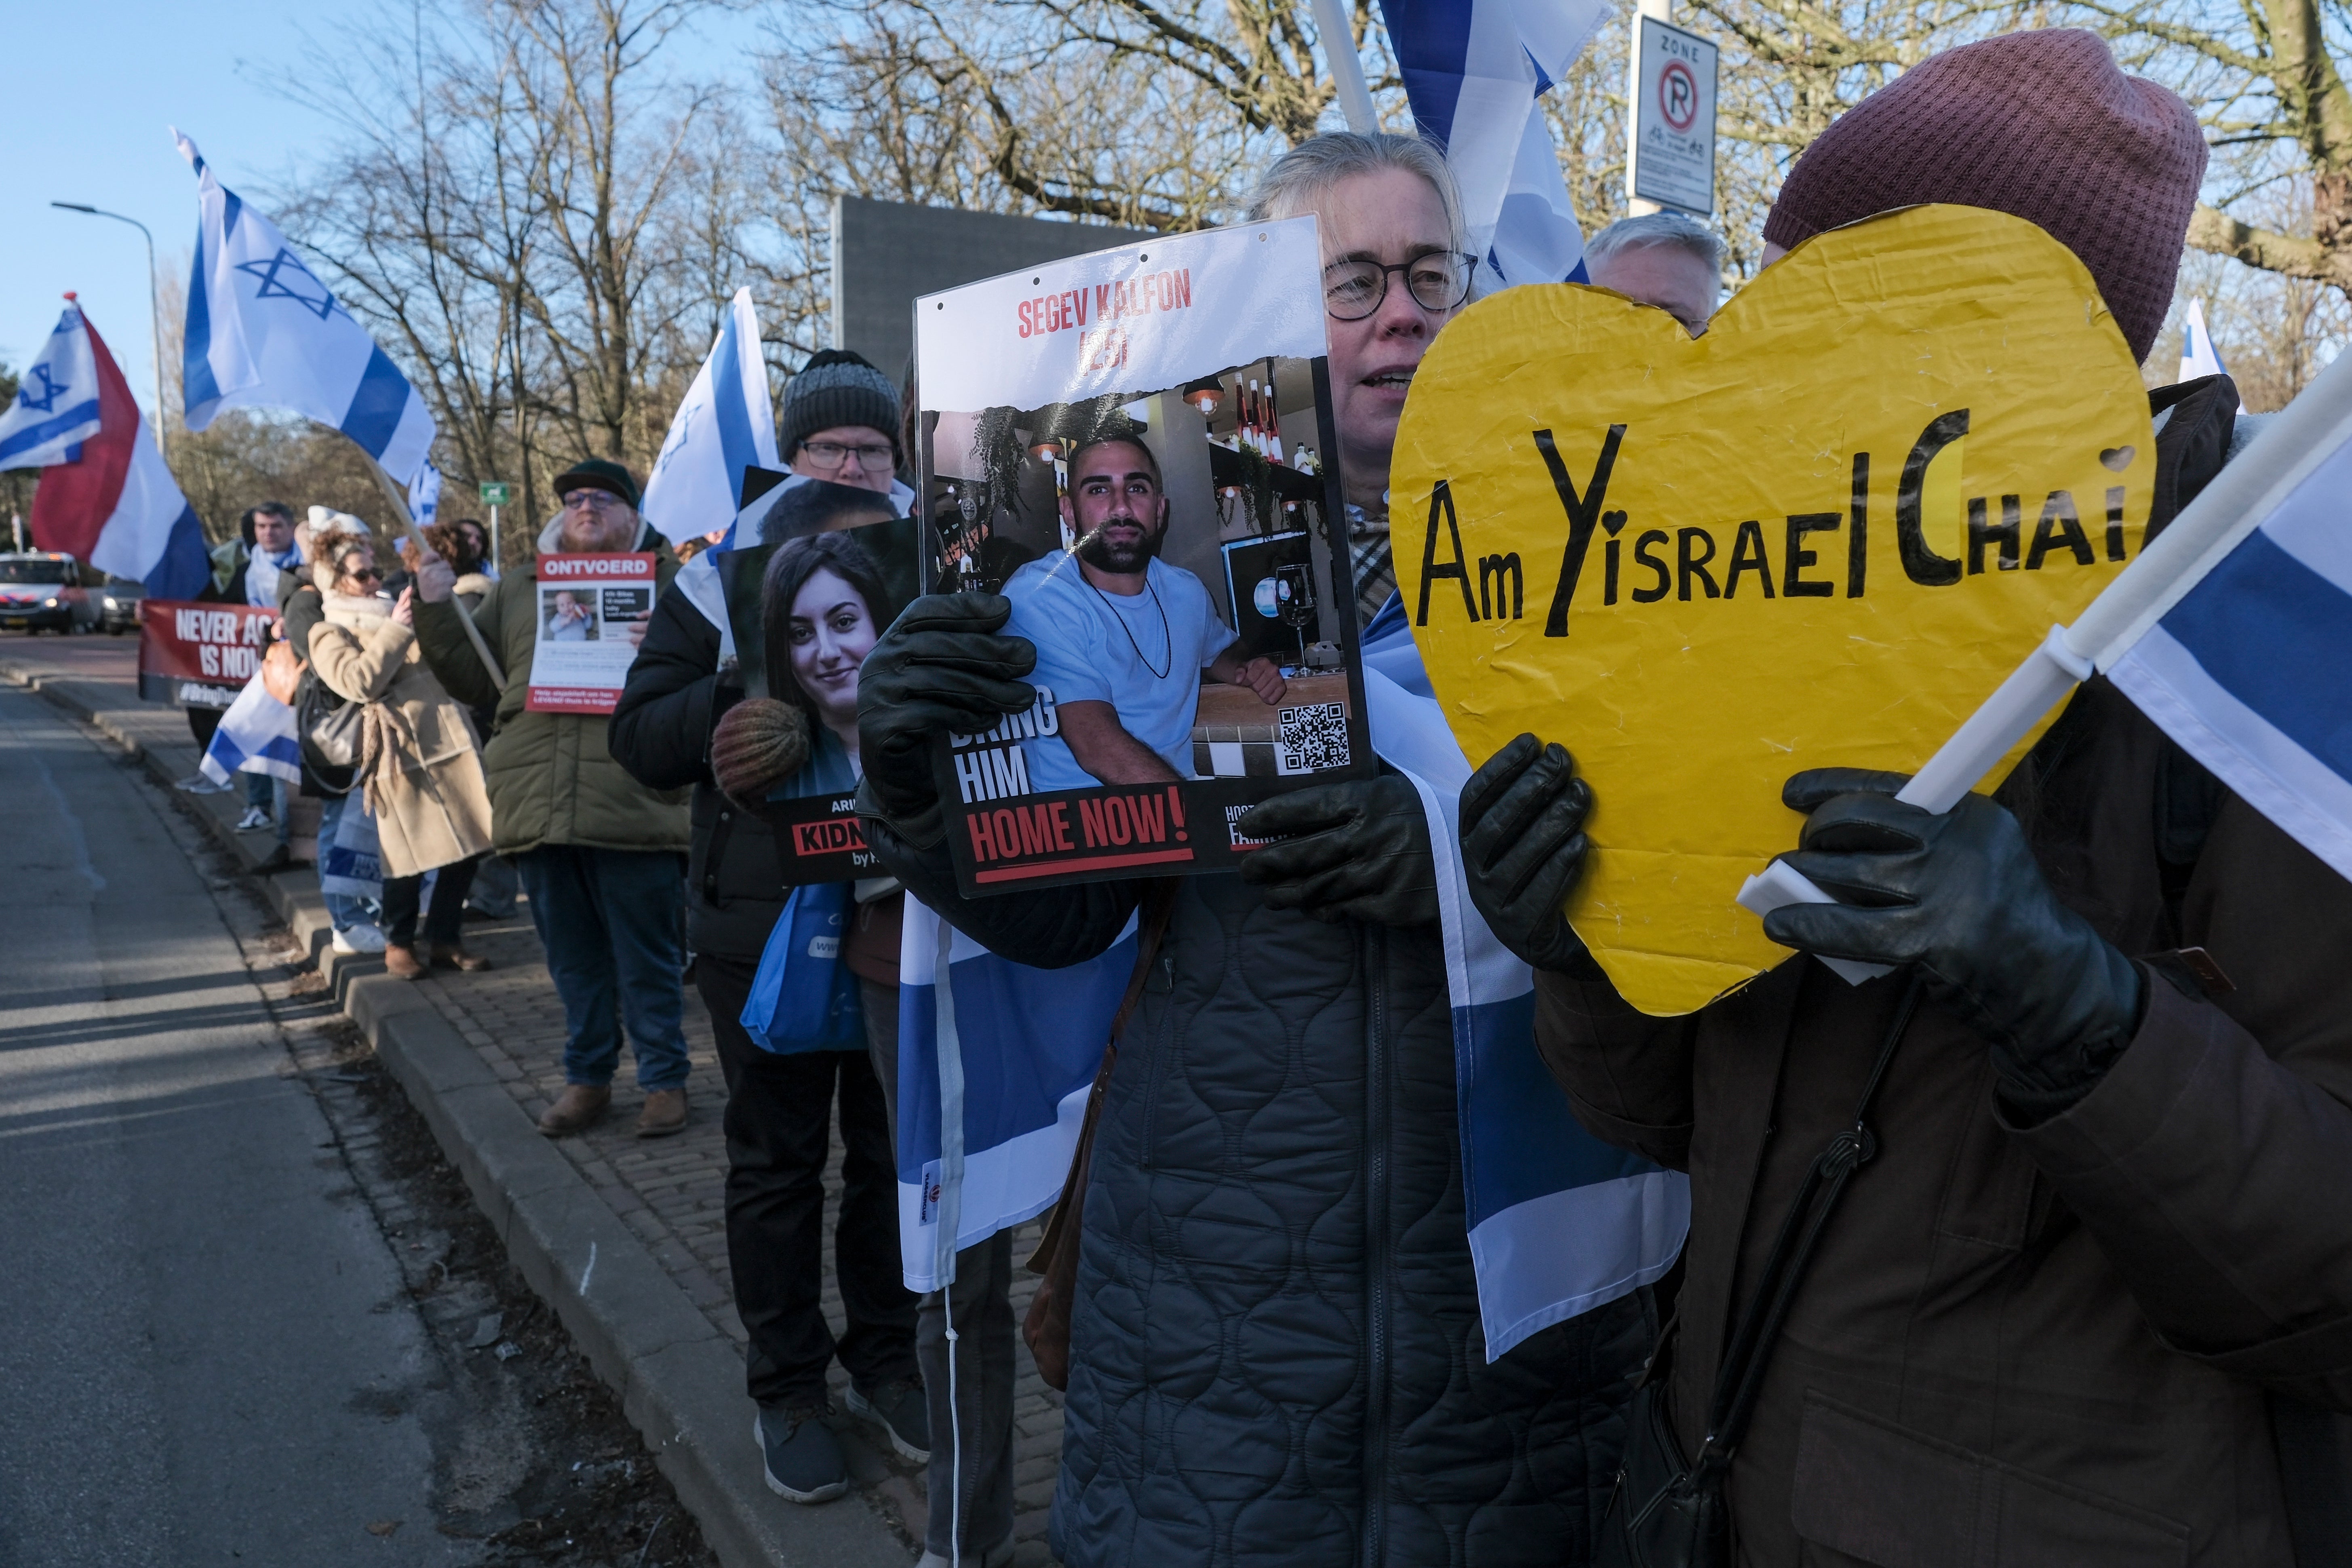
[0,682,470,1566]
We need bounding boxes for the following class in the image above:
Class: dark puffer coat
[869,836,1654,1568]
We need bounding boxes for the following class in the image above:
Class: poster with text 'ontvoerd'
[524,552,657,714]
[918,215,1375,895]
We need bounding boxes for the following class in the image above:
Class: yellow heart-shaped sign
[1394,205,2155,1015]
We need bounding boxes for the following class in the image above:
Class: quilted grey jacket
[871,833,1654,1568]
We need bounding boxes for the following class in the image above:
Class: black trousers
[698,952,917,1409]
[380,856,482,949]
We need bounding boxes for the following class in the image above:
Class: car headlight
[43,598,58,608]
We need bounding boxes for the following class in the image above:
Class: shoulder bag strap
[1694,974,1925,1475]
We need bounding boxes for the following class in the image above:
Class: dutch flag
[175,129,436,488]
[2,299,207,599]
[1379,0,1612,292]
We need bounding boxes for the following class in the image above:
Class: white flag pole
[1740,350,2352,979]
[1314,0,1380,133]
[364,457,509,691]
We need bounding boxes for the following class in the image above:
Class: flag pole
[1313,0,1379,133]
[1739,348,2352,969]
[363,457,508,691]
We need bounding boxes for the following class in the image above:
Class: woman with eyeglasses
[853,133,1654,1568]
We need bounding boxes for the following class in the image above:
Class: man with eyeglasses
[412,458,695,1142]
[780,349,903,496]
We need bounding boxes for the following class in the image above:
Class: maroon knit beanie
[1763,29,2206,361]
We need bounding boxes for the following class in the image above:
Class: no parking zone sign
[1629,15,1718,215]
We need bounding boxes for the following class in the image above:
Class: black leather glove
[1235,775,1439,927]
[1764,769,2146,1084]
[1459,734,1594,973]
[855,593,1037,843]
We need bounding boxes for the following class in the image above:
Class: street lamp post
[50,202,169,460]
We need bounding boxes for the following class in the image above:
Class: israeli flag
[2177,299,2226,383]
[1380,0,1612,291]
[175,129,436,485]
[198,669,302,787]
[894,901,1140,1291]
[641,289,780,545]
[0,303,102,469]
[409,461,443,529]
[2107,383,2352,885]
[1361,594,1688,1355]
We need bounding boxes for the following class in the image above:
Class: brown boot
[431,944,492,972]
[384,944,427,981]
[537,1084,611,1137]
[636,1087,688,1138]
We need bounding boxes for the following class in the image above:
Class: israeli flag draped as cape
[1379,0,1611,291]
[642,288,780,545]
[199,669,302,787]
[898,602,1689,1350]
[175,129,436,486]
[0,303,102,469]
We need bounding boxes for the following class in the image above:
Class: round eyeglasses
[1322,252,1475,321]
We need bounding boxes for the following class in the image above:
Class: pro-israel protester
[860,132,1662,1568]
[1007,428,1285,787]
[1461,31,2352,1564]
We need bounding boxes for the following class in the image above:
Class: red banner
[138,599,277,707]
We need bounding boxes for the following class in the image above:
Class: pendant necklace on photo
[1090,575,1173,679]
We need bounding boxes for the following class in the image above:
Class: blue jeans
[513,845,690,1091]
[315,790,375,933]
[248,772,290,847]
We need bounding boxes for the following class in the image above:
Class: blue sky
[2,0,765,422]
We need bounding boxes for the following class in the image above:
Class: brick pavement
[411,905,1067,1565]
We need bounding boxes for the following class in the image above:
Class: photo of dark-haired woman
[759,530,894,798]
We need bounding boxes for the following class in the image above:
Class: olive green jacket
[413,527,688,856]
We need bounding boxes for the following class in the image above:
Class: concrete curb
[0,656,912,1568]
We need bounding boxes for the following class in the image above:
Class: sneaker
[845,1378,930,1463]
[234,807,274,832]
[754,1405,848,1504]
[174,773,229,795]
[332,923,390,955]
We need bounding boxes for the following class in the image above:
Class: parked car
[96,577,143,635]
[0,554,99,634]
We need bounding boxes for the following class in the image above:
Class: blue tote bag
[741,881,866,1054]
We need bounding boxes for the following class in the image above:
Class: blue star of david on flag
[17,363,71,413]
[177,128,436,485]
[233,248,351,322]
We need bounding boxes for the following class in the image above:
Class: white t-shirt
[1003,551,1235,790]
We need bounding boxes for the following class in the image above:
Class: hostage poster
[720,476,927,884]
[917,215,1374,895]
[524,552,656,714]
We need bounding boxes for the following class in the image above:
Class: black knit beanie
[782,349,902,463]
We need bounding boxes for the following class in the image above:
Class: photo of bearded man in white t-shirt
[1004,434,1287,790]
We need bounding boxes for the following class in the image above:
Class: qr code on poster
[1275,702,1350,774]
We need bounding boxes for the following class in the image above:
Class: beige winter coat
[307,594,495,879]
